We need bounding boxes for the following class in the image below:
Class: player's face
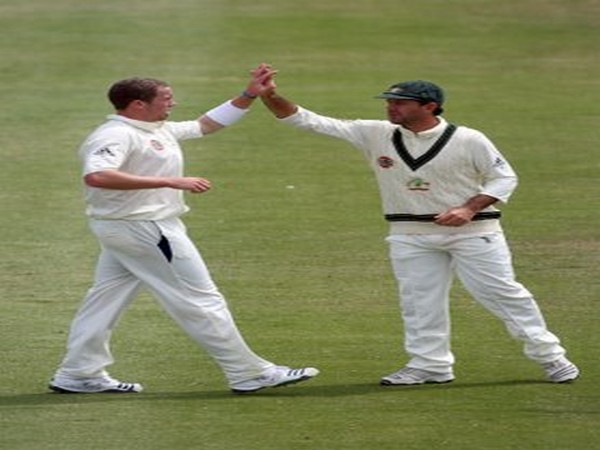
[142,86,176,121]
[385,99,434,130]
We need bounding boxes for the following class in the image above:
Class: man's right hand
[168,177,212,193]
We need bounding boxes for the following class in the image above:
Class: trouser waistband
[384,211,501,222]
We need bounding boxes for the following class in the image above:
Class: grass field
[0,0,599,449]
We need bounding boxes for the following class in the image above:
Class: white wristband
[205,100,247,126]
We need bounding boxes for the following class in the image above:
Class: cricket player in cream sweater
[259,72,579,385]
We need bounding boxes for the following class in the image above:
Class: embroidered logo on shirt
[407,178,431,191]
[93,147,115,157]
[492,156,506,167]
[377,156,395,168]
[150,140,165,151]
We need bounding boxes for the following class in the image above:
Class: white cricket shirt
[80,114,202,220]
[280,107,518,234]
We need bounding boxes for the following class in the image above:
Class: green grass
[1,0,599,449]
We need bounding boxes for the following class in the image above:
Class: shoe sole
[551,374,580,384]
[380,378,455,386]
[231,374,316,394]
[49,384,141,394]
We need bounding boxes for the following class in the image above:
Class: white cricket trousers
[387,231,566,373]
[57,217,274,384]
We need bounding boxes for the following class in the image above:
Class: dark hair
[419,100,444,116]
[107,77,169,110]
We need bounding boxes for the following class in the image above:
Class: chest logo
[377,156,395,168]
[150,139,165,151]
[407,178,431,191]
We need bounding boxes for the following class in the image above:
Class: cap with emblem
[376,80,444,103]
[375,80,445,114]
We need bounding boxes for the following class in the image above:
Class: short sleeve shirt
[80,115,202,220]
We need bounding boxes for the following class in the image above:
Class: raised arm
[199,63,278,134]
[260,87,299,119]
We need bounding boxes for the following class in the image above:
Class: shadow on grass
[0,378,555,407]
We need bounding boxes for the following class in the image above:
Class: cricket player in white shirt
[258,71,579,385]
[49,64,319,394]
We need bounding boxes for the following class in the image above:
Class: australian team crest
[407,178,431,191]
[377,156,395,168]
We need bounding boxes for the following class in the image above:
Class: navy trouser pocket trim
[157,235,173,262]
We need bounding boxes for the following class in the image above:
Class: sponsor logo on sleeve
[492,156,506,167]
[92,147,115,157]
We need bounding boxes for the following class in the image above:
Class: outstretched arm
[260,87,299,119]
[253,68,298,118]
[199,63,278,134]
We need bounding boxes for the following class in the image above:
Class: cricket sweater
[280,107,518,235]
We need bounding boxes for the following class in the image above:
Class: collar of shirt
[397,117,448,139]
[106,114,165,132]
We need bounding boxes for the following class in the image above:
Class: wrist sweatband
[205,101,247,126]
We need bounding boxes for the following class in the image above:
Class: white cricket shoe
[380,367,455,385]
[231,366,319,394]
[49,374,143,393]
[542,357,580,383]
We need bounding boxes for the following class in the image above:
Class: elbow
[199,115,225,135]
[84,172,106,188]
